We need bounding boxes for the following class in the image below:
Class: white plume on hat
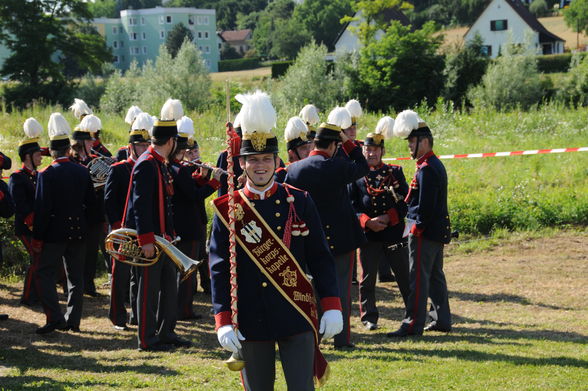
[177,116,195,137]
[69,98,93,120]
[327,107,352,130]
[375,116,395,140]
[133,112,154,131]
[125,105,143,125]
[233,112,243,129]
[23,118,43,139]
[48,113,71,139]
[160,99,184,121]
[345,99,362,119]
[393,110,421,138]
[284,116,308,142]
[79,114,102,133]
[235,90,276,135]
[299,104,320,125]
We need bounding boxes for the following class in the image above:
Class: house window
[120,41,124,48]
[143,46,147,54]
[159,16,164,24]
[203,16,209,25]
[481,45,492,56]
[490,19,508,31]
[141,17,145,25]
[119,26,124,34]
[129,32,138,41]
[204,45,210,54]
[204,31,209,39]
[142,32,147,40]
[112,26,118,34]
[113,41,118,49]
[166,16,172,24]
[160,30,165,39]
[189,15,195,25]
[197,31,202,39]
[113,55,119,63]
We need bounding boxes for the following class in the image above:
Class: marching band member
[171,116,221,320]
[275,116,312,183]
[105,112,152,330]
[32,113,97,334]
[210,90,342,390]
[10,118,43,306]
[285,107,369,349]
[123,99,191,351]
[216,112,244,196]
[299,104,320,144]
[344,99,363,145]
[388,110,452,337]
[116,105,143,161]
[349,116,410,331]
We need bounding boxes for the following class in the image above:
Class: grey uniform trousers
[358,241,410,324]
[401,234,451,334]
[240,331,315,391]
[333,251,354,347]
[36,240,86,327]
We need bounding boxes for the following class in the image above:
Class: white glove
[319,309,343,340]
[217,325,245,354]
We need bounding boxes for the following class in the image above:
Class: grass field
[0,229,586,390]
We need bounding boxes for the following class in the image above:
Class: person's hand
[340,131,349,144]
[212,167,224,181]
[374,214,390,225]
[199,166,210,177]
[217,325,245,354]
[237,174,246,188]
[366,218,387,232]
[142,243,156,258]
[319,310,343,339]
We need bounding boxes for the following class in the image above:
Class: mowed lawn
[0,231,587,390]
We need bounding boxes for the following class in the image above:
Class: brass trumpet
[105,228,202,281]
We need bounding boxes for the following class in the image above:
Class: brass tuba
[105,228,201,281]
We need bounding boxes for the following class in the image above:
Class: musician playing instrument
[210,91,343,390]
[123,99,191,351]
[32,113,97,334]
[105,113,152,330]
[348,116,410,331]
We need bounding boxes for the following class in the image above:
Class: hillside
[441,15,588,50]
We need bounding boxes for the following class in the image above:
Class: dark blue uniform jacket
[104,158,133,229]
[9,166,36,236]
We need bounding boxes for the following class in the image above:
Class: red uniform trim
[309,150,331,159]
[137,232,155,246]
[24,212,34,228]
[214,311,232,330]
[112,221,122,230]
[242,182,278,200]
[320,297,342,312]
[342,139,356,156]
[410,224,424,237]
[358,213,371,230]
[208,178,221,190]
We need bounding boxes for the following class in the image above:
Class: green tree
[292,0,353,50]
[556,53,588,106]
[564,0,588,36]
[467,45,544,111]
[270,19,312,59]
[343,0,412,44]
[0,0,112,108]
[442,34,489,105]
[88,0,118,18]
[166,23,194,57]
[529,0,550,17]
[353,21,445,111]
[166,0,266,30]
[220,43,242,60]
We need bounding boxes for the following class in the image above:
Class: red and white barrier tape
[383,147,588,161]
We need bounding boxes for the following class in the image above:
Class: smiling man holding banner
[209,90,343,391]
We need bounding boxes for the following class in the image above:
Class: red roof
[220,29,252,42]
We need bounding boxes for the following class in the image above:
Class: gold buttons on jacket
[326,236,331,240]
[326,225,330,229]
[275,200,280,205]
[330,245,334,250]
[262,282,268,287]
[277,226,282,231]
[275,212,281,217]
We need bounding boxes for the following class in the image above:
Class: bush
[529,0,550,17]
[537,53,573,73]
[468,45,544,110]
[218,57,261,72]
[100,67,140,114]
[274,42,345,111]
[74,74,106,109]
[555,53,588,105]
[271,60,293,78]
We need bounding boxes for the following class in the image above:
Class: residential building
[93,6,219,72]
[464,0,564,58]
[217,29,253,55]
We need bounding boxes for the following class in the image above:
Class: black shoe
[0,314,8,321]
[36,320,67,334]
[363,321,378,331]
[113,324,129,331]
[170,337,192,348]
[178,313,202,321]
[65,325,81,333]
[424,321,452,333]
[138,342,174,352]
[334,343,355,350]
[386,328,420,338]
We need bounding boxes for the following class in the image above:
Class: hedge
[218,57,261,72]
[536,52,588,73]
[271,61,294,78]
